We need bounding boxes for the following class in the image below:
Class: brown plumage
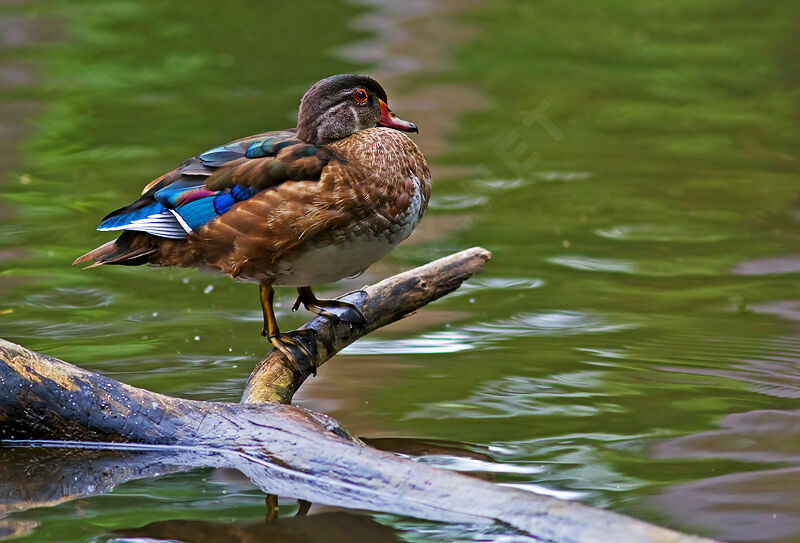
[75,74,431,372]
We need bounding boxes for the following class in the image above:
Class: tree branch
[243,246,492,404]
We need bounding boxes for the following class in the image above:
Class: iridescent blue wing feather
[94,130,329,239]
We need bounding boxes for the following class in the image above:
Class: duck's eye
[353,88,368,104]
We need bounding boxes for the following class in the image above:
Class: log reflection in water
[0,446,202,517]
[114,512,401,543]
[0,447,403,542]
[0,436,496,519]
[0,518,37,541]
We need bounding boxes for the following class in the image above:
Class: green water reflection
[1,0,799,541]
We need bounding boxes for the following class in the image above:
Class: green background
[1,0,798,541]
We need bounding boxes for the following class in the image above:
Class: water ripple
[732,256,800,276]
[15,320,119,340]
[23,287,115,309]
[343,332,474,355]
[466,311,633,338]
[549,254,727,277]
[548,256,633,273]
[428,194,489,210]
[471,178,527,192]
[344,310,633,355]
[534,171,591,182]
[412,454,545,475]
[448,277,544,296]
[501,482,588,500]
[626,332,800,399]
[595,224,731,242]
[407,372,627,420]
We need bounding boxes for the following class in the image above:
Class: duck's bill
[378,99,418,133]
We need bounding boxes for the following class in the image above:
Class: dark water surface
[1,0,799,541]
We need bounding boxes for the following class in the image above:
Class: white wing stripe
[98,209,188,239]
[168,209,193,233]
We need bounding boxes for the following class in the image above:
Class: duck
[75,74,431,372]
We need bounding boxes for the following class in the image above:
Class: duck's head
[296,74,418,145]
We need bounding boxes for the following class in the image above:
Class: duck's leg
[291,286,366,325]
[259,282,314,373]
[296,499,312,516]
[265,494,279,522]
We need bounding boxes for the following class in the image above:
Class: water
[1,0,799,541]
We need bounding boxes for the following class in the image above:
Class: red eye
[353,88,368,103]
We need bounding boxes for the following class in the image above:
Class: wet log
[0,340,714,542]
[0,248,717,543]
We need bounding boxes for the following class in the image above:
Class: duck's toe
[267,330,318,376]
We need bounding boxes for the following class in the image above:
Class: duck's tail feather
[73,231,161,269]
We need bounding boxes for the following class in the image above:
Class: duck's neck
[297,104,365,145]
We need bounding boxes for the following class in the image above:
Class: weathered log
[0,340,714,542]
[0,249,718,543]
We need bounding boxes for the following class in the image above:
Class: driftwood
[0,248,716,542]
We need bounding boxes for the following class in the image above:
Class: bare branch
[243,246,492,404]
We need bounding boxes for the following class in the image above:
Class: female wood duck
[75,74,431,371]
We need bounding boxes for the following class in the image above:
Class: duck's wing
[74,130,347,267]
[89,130,336,240]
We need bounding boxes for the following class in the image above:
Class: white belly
[272,231,398,285]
